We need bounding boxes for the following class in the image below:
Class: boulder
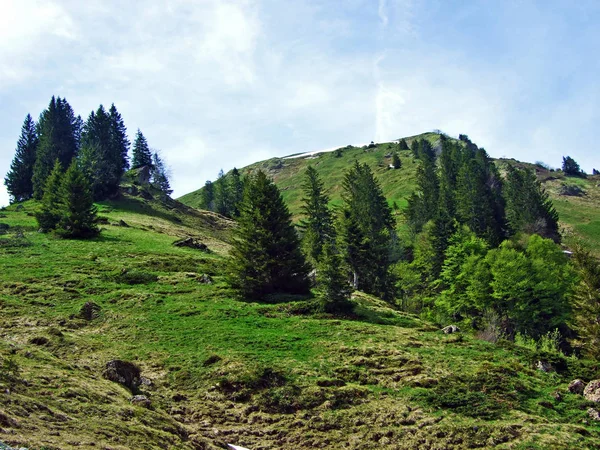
[584,380,600,402]
[441,325,460,334]
[172,237,210,252]
[118,219,130,227]
[568,379,586,395]
[588,408,600,421]
[130,394,151,408]
[198,274,213,284]
[103,360,141,391]
[536,360,553,373]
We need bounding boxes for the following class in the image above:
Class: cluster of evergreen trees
[4,96,171,205]
[200,168,244,218]
[228,161,396,313]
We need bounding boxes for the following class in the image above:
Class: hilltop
[1,189,600,449]
[179,132,600,252]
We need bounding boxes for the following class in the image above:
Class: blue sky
[1,0,599,206]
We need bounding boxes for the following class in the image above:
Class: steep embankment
[1,192,599,449]
[179,132,600,252]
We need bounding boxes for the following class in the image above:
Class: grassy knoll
[0,194,599,449]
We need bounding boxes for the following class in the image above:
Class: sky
[1,0,599,206]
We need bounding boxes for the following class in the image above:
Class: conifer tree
[150,152,172,195]
[33,97,79,198]
[5,114,38,203]
[57,161,99,238]
[392,152,401,169]
[214,169,231,216]
[81,105,117,199]
[109,104,130,173]
[562,156,583,177]
[340,162,395,299]
[201,180,215,211]
[35,160,64,231]
[318,243,353,314]
[569,244,600,359]
[228,168,245,217]
[131,129,152,169]
[503,165,559,242]
[406,149,438,234]
[228,170,310,299]
[300,166,334,264]
[398,138,409,151]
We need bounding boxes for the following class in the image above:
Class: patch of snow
[284,142,371,159]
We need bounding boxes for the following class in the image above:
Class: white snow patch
[284,142,374,159]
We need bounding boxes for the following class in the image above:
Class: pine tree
[35,160,64,231]
[33,97,79,198]
[81,106,118,199]
[405,149,438,234]
[57,161,99,238]
[318,243,353,314]
[228,168,245,217]
[300,166,334,264]
[201,180,215,211]
[214,169,231,216]
[5,114,38,203]
[228,170,310,299]
[150,152,172,195]
[398,138,409,151]
[340,162,395,299]
[569,244,600,359]
[108,104,130,173]
[392,152,401,169]
[503,165,559,242]
[562,156,584,177]
[131,129,152,169]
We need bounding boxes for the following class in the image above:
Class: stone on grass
[588,408,600,421]
[568,379,586,395]
[130,394,151,408]
[172,237,210,252]
[103,360,141,391]
[536,360,553,373]
[441,325,460,334]
[584,380,600,402]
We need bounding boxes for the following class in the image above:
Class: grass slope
[1,194,599,449]
[179,132,600,251]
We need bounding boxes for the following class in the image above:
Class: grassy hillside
[1,194,600,449]
[179,132,600,252]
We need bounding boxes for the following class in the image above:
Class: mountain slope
[179,132,600,252]
[1,192,599,449]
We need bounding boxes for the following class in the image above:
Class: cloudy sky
[1,0,599,205]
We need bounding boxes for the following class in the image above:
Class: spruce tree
[35,160,64,231]
[405,149,438,234]
[398,138,409,151]
[57,161,99,238]
[340,162,395,299]
[214,169,231,217]
[503,165,559,242]
[300,166,334,264]
[108,104,130,173]
[228,168,245,217]
[562,156,583,177]
[201,180,215,211]
[228,170,310,299]
[318,243,353,314]
[33,97,79,198]
[131,129,152,169]
[81,105,118,199]
[392,152,401,169]
[5,114,38,203]
[150,152,172,195]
